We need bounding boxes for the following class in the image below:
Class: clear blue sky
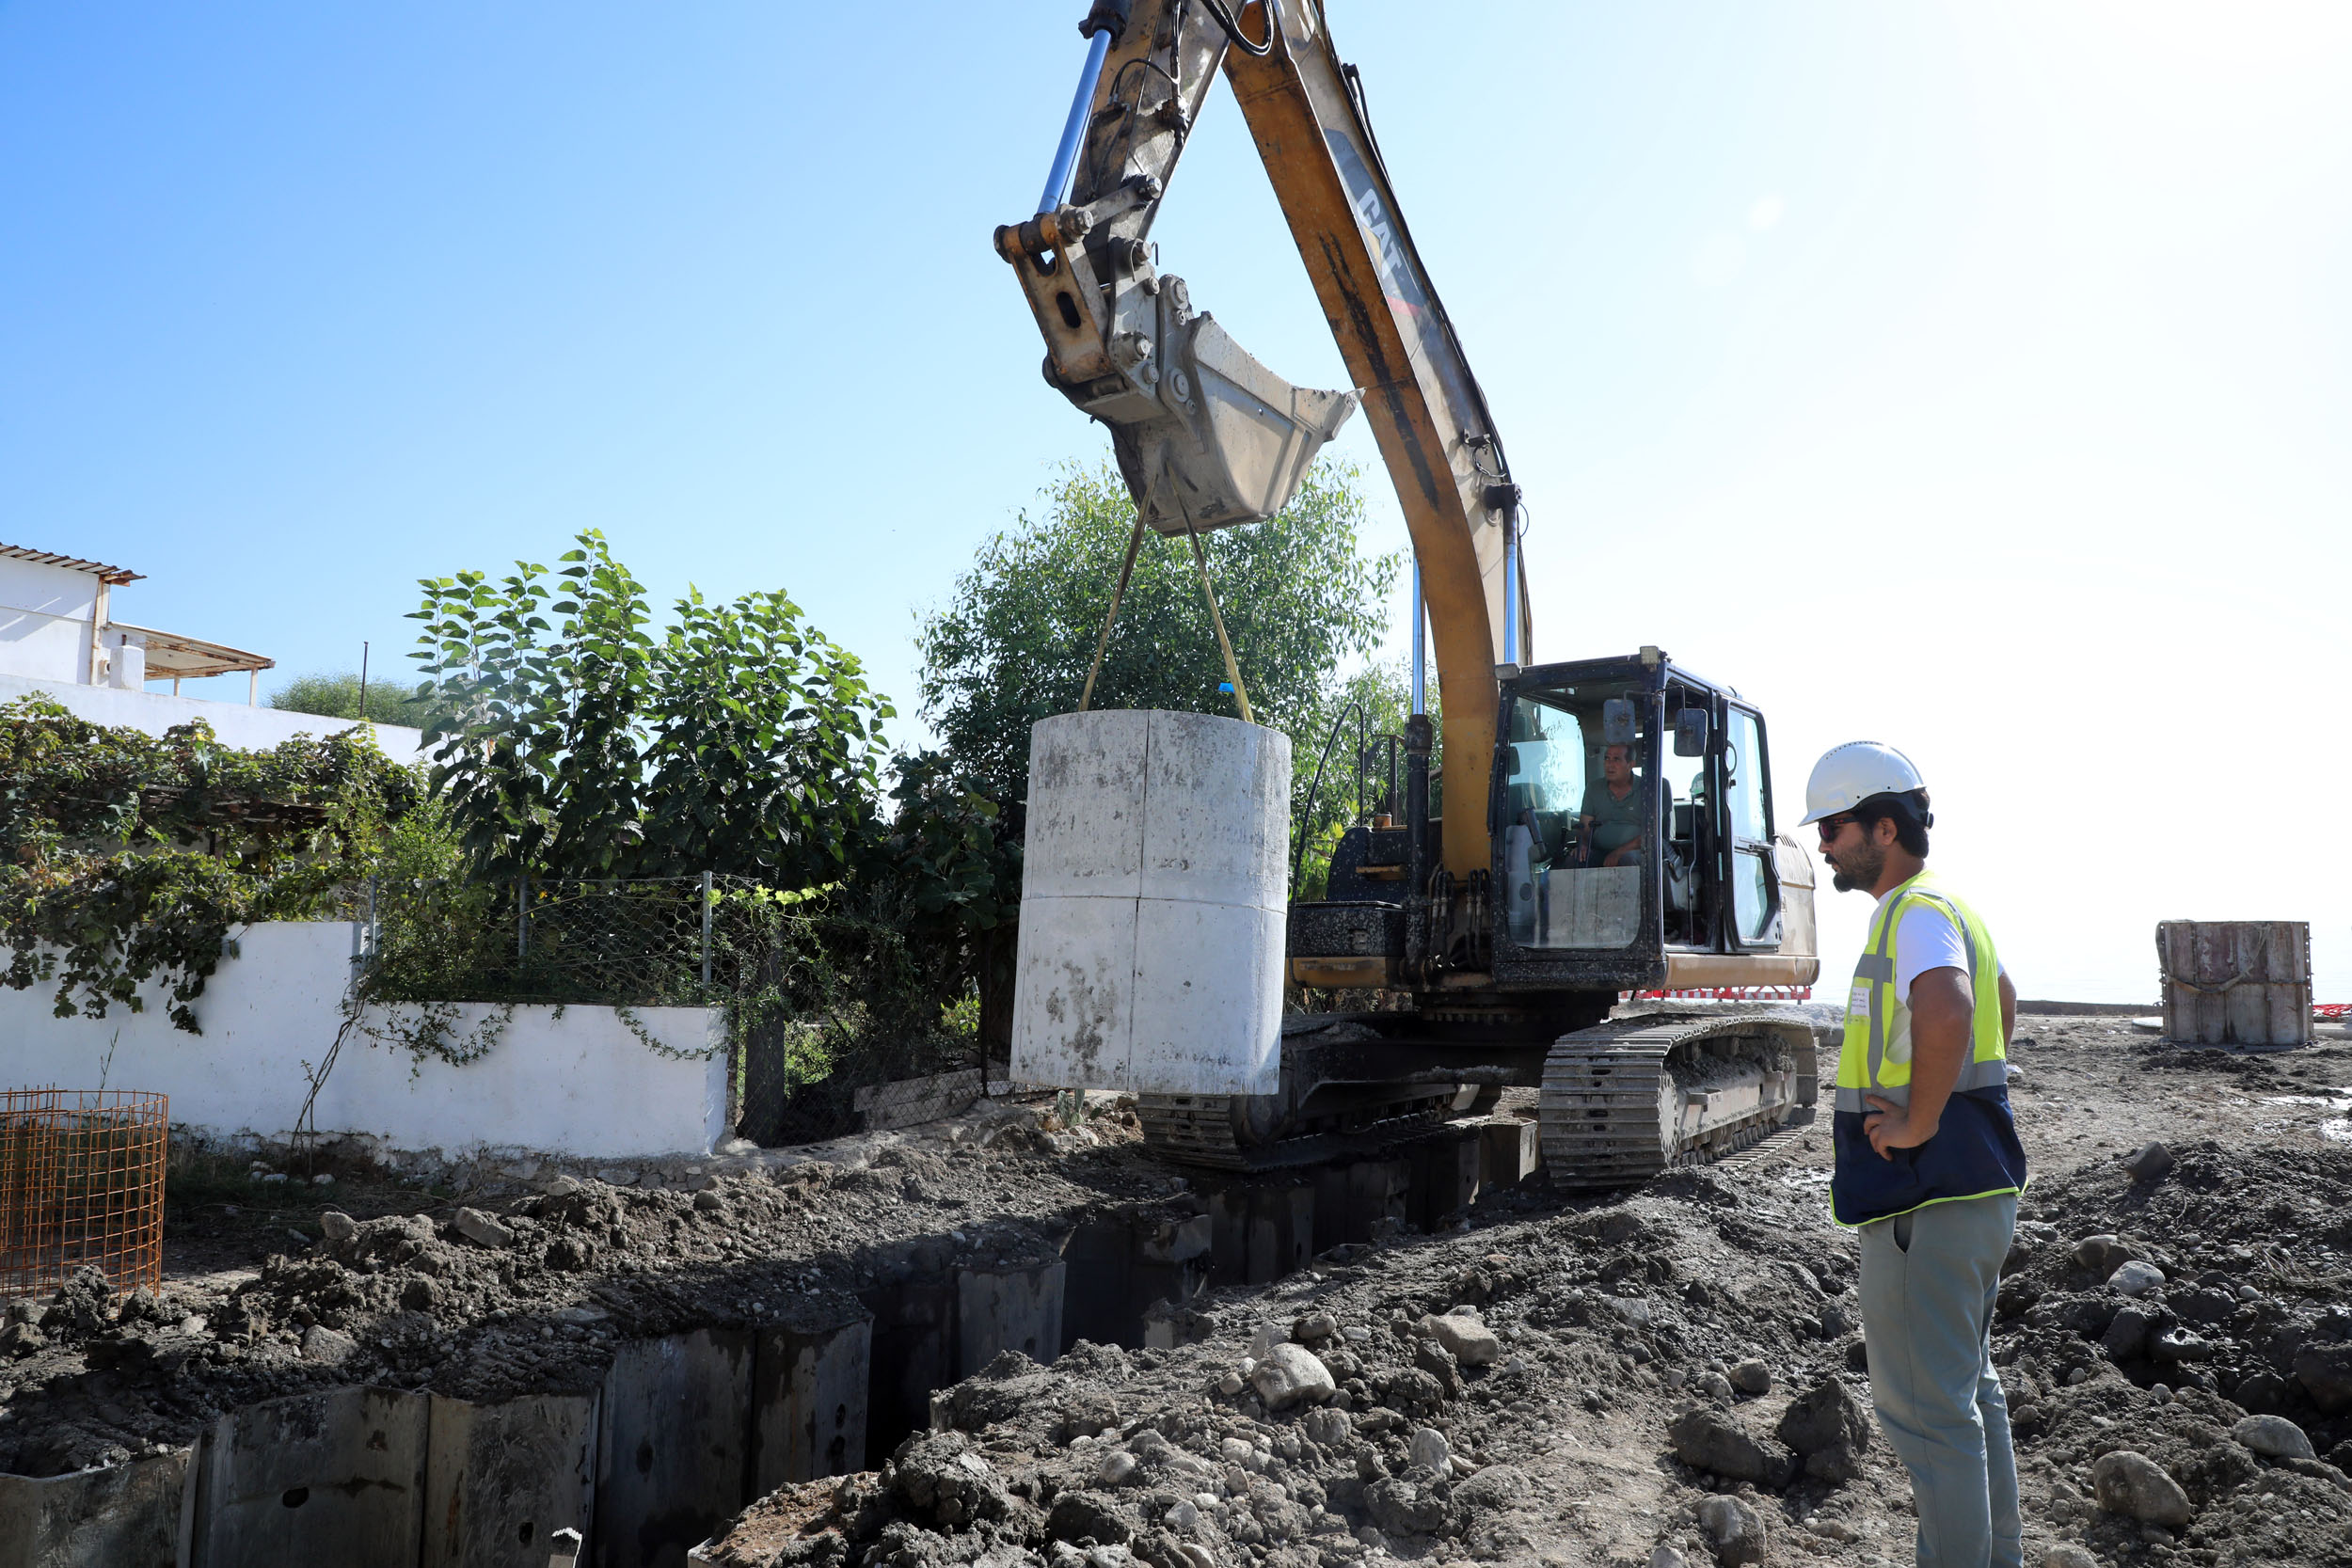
[6,3,2348,1002]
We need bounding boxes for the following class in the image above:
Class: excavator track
[1539,1012,1816,1190]
[1135,1091,1456,1172]
[1132,1097,1263,1171]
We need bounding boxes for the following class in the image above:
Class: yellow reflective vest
[1836,872,2010,1110]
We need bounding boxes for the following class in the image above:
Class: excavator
[996,0,1824,1184]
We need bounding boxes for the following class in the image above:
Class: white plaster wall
[0,559,101,683]
[0,673,424,765]
[0,922,730,1160]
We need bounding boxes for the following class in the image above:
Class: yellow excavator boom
[996,0,1525,874]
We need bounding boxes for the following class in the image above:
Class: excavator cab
[1485,651,1816,996]
[1293,649,1817,1001]
[1245,653,1821,1182]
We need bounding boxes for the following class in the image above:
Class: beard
[1829,840,1886,894]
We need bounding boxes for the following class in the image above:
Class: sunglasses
[1815,814,1860,841]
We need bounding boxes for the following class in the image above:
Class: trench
[0,1114,1543,1568]
[0,1117,1545,1568]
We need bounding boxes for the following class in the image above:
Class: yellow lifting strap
[1075,510,1148,715]
[1074,486,1255,725]
[1183,516,1253,725]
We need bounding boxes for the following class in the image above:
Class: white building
[0,541,423,761]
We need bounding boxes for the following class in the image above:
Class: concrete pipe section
[1013,709,1292,1098]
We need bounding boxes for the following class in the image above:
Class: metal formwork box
[2156,920,2311,1049]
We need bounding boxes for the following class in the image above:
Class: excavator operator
[1579,743,1647,867]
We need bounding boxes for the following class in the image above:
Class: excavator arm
[997,0,1525,877]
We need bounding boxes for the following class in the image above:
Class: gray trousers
[1857,1192,2021,1568]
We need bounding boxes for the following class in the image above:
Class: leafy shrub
[0,697,420,1031]
[407,530,892,887]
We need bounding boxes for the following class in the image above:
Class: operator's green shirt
[1580,777,1645,856]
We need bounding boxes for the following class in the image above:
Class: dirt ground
[6,1014,2352,1568]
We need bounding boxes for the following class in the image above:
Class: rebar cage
[0,1088,167,1303]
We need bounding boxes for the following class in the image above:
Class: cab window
[1500,683,1647,950]
[1724,707,1778,945]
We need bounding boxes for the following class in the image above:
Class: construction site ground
[6,1011,2352,1568]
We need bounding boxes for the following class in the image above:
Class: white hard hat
[1800,741,1926,825]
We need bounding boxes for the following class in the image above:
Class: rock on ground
[2074,1233,2141,1275]
[450,1207,514,1248]
[1775,1375,1872,1482]
[1694,1494,1767,1566]
[299,1324,357,1365]
[2294,1342,2352,1414]
[1248,1342,1334,1409]
[1668,1405,1797,1490]
[1365,1472,1447,1534]
[2101,1303,2157,1362]
[2232,1415,2317,1462]
[1422,1310,1502,1367]
[2091,1449,2194,1528]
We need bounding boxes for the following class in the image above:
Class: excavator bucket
[1108,305,1360,537]
[999,196,1356,535]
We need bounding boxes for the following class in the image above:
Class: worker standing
[1803,742,2028,1568]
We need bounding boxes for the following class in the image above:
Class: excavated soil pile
[698,1138,2352,1568]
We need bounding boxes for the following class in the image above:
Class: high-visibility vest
[1836,871,2010,1113]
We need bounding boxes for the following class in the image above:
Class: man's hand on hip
[1865,967,1975,1159]
[1862,1095,1938,1157]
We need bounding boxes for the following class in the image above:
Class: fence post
[517,873,530,961]
[365,877,378,962]
[700,871,714,990]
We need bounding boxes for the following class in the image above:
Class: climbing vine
[0,696,421,1032]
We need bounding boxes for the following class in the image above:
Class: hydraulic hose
[1202,0,1278,57]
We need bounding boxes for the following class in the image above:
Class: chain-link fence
[356,873,742,1008]
[353,876,980,1147]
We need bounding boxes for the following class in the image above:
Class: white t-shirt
[1872,893,2008,1004]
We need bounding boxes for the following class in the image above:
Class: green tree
[914,459,1405,1045]
[270,671,429,726]
[1289,658,1444,899]
[916,459,1402,832]
[407,531,893,886]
